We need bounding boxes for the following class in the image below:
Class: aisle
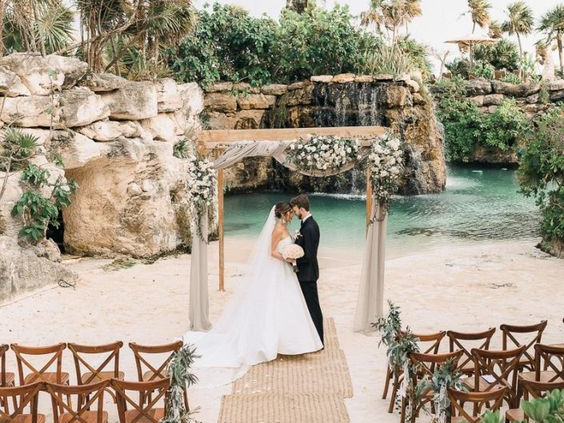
[217,318,353,423]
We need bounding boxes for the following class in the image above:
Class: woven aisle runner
[218,318,353,423]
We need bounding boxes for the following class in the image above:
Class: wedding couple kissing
[184,194,324,379]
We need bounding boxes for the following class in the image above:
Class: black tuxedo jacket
[295,216,320,283]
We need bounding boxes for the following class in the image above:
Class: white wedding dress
[183,207,322,383]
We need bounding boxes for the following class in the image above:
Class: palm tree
[361,0,422,43]
[467,0,491,33]
[538,5,564,74]
[488,20,503,39]
[502,1,534,58]
[2,0,74,55]
[75,0,196,76]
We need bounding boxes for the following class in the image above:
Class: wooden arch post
[200,126,387,292]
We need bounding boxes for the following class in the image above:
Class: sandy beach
[1,237,563,422]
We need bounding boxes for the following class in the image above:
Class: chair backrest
[113,378,169,423]
[447,328,496,372]
[46,380,109,423]
[11,343,67,384]
[0,381,43,422]
[520,378,564,400]
[471,345,526,401]
[448,386,506,423]
[129,341,182,382]
[500,320,547,369]
[534,343,564,382]
[0,344,8,386]
[409,350,463,380]
[401,331,446,354]
[68,341,123,384]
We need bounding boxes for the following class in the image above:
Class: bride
[184,201,322,378]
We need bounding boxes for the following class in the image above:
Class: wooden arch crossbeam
[196,126,389,291]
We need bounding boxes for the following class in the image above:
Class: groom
[290,194,324,346]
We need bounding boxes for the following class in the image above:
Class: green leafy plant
[474,39,520,72]
[173,138,190,159]
[161,344,202,423]
[373,300,402,348]
[519,389,564,422]
[500,73,522,84]
[472,61,496,80]
[518,105,564,256]
[476,410,505,423]
[484,99,530,151]
[416,359,466,423]
[11,164,78,244]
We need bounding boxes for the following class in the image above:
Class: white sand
[1,238,563,423]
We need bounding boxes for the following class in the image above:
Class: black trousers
[299,280,324,345]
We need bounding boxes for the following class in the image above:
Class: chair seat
[462,375,505,392]
[13,414,46,423]
[81,371,124,383]
[24,372,69,385]
[506,408,524,421]
[60,411,108,423]
[142,371,165,382]
[1,372,15,386]
[124,408,164,423]
[519,371,559,383]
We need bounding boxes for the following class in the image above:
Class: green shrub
[271,4,379,82]
[484,99,531,150]
[474,39,520,72]
[436,98,486,162]
[168,2,381,86]
[168,3,277,87]
[472,61,496,80]
[500,73,522,84]
[445,58,472,79]
[518,106,564,251]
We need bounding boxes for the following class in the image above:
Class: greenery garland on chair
[161,344,201,423]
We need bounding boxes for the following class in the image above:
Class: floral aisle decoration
[368,133,404,214]
[186,150,216,242]
[161,344,201,423]
[286,135,361,174]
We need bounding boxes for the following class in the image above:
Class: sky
[193,0,561,73]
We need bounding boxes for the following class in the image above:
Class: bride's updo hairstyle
[274,201,292,219]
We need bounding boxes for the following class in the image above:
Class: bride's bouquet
[280,244,304,273]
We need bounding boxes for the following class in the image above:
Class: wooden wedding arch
[190,126,389,333]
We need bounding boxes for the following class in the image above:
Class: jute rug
[218,318,353,423]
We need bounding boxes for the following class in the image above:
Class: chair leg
[382,367,392,399]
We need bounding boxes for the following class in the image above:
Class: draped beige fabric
[353,199,387,332]
[212,140,370,177]
[189,209,212,331]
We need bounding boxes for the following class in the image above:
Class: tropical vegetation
[518,105,564,256]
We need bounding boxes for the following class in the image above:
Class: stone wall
[203,73,446,195]
[0,53,204,299]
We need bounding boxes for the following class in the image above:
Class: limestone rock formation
[0,53,204,300]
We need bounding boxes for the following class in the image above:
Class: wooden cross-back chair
[468,345,526,408]
[10,344,69,386]
[68,342,124,385]
[383,331,446,414]
[46,380,110,423]
[518,343,564,397]
[1,344,15,388]
[447,328,496,376]
[113,378,169,423]
[128,341,187,409]
[402,349,463,423]
[0,381,44,423]
[448,386,507,423]
[500,320,547,372]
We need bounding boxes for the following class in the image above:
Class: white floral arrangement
[287,135,362,174]
[186,151,216,242]
[368,133,404,212]
[280,244,304,273]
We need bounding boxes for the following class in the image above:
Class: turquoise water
[224,166,540,254]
